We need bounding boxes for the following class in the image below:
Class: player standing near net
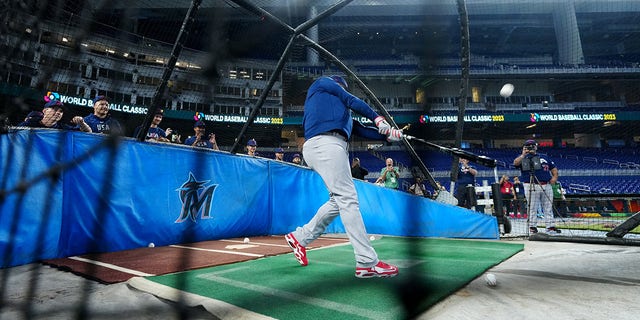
[285,75,403,278]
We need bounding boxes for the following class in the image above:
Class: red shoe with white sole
[285,233,308,266]
[355,261,399,278]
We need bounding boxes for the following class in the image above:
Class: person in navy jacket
[83,95,124,135]
[285,75,403,278]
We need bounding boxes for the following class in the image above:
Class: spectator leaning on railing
[19,100,91,132]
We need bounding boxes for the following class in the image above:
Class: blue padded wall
[0,130,498,267]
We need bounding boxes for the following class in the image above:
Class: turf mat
[132,237,523,319]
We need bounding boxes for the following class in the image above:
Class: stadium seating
[351,146,640,195]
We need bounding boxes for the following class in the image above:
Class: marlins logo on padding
[175,172,217,223]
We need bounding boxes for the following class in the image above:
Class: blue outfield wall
[0,130,498,268]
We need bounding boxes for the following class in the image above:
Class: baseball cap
[293,153,301,159]
[275,147,284,153]
[92,95,109,104]
[43,100,65,110]
[330,75,348,89]
[247,139,257,146]
[194,120,206,128]
[524,139,537,146]
[154,108,164,116]
[26,111,44,121]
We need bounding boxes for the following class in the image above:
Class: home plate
[225,244,258,250]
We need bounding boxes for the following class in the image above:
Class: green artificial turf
[146,237,523,319]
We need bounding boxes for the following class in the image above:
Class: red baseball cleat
[285,233,308,266]
[355,261,399,278]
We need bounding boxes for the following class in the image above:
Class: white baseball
[500,83,514,98]
[148,242,155,248]
[485,273,497,287]
[369,235,376,241]
[243,237,250,243]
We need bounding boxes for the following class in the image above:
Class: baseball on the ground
[148,242,155,248]
[500,83,514,98]
[485,273,497,286]
[243,237,250,243]
[369,235,375,241]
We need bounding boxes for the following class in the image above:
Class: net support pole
[136,0,203,141]
[229,36,296,154]
[228,0,354,153]
[450,0,471,182]
[606,211,640,238]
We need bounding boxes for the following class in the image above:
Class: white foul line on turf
[220,239,290,247]
[69,256,155,277]
[219,238,352,250]
[197,267,393,319]
[169,245,264,257]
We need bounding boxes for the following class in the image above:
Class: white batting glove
[386,128,404,142]
[374,116,391,135]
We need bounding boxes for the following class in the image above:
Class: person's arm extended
[351,119,386,140]
[72,116,92,132]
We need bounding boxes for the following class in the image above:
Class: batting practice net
[2,0,640,318]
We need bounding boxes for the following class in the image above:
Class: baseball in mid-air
[243,237,250,243]
[500,83,514,98]
[369,235,376,241]
[485,273,497,287]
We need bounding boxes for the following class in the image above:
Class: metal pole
[136,0,203,141]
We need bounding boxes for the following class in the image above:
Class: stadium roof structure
[85,0,640,66]
[8,0,640,144]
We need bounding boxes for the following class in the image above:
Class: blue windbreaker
[303,76,380,139]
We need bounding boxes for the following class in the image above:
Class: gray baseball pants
[524,183,555,228]
[292,134,378,268]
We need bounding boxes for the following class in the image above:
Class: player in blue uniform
[133,108,171,142]
[246,138,258,156]
[83,95,124,135]
[285,75,403,278]
[183,120,219,150]
[19,100,91,132]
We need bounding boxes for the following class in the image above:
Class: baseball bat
[404,135,497,168]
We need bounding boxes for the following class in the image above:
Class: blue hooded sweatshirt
[303,76,382,140]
